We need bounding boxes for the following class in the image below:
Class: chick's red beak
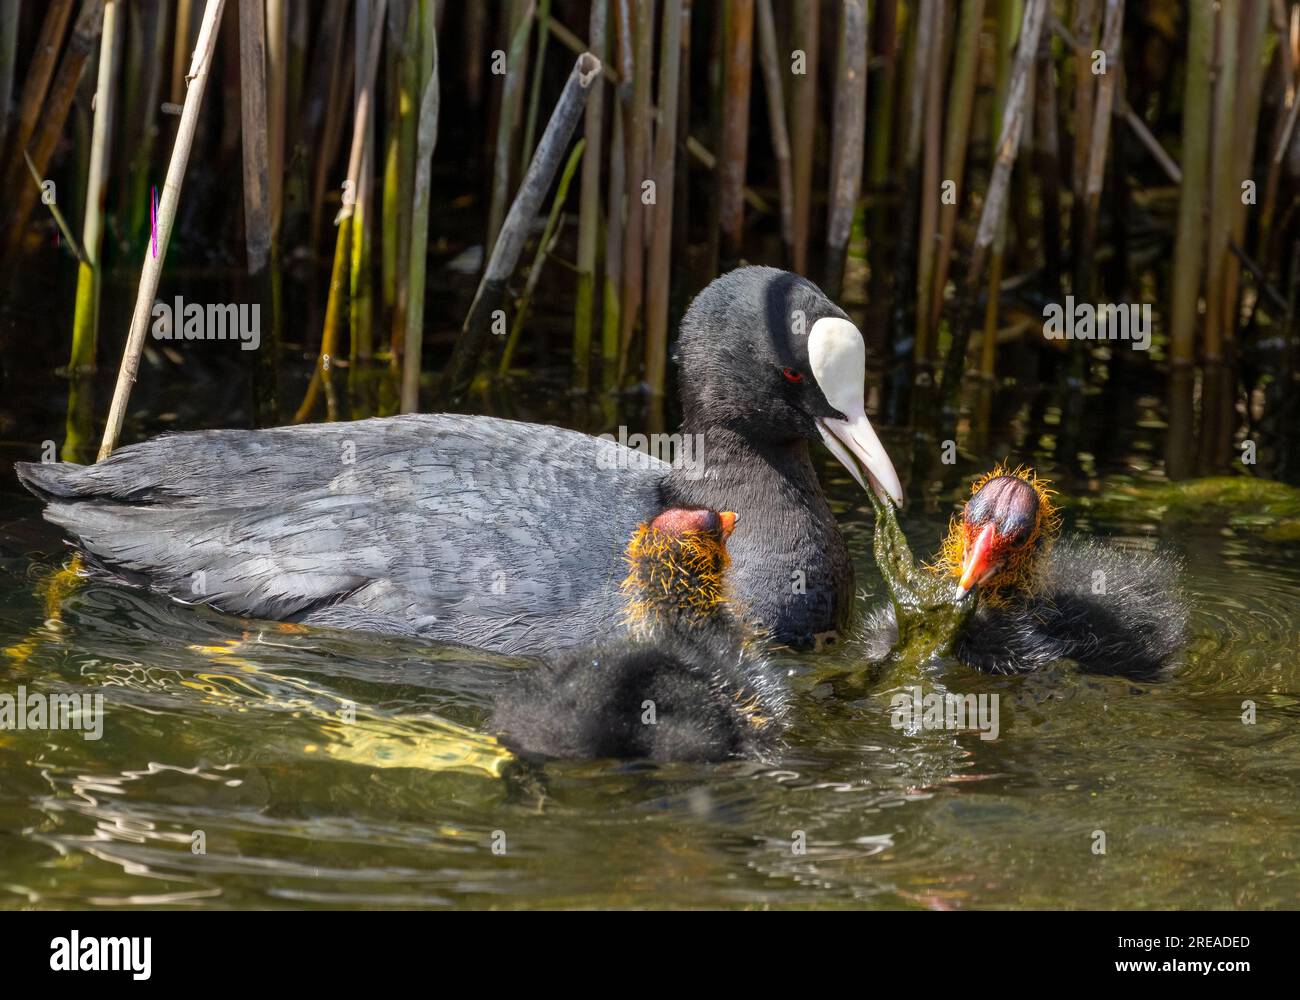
[719,511,737,540]
[956,522,998,596]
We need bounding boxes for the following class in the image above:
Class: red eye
[782,367,803,383]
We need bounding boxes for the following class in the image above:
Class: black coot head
[673,266,903,505]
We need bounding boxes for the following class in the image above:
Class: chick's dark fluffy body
[490,627,786,763]
[860,537,1187,678]
[490,516,788,764]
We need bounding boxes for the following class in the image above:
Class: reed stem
[69,0,121,376]
[99,0,226,460]
[444,52,602,401]
[939,0,1047,423]
[645,0,683,396]
[295,0,389,423]
[718,0,754,264]
[400,0,439,414]
[573,0,607,391]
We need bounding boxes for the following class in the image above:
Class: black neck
[660,424,853,648]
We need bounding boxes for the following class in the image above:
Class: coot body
[18,267,902,652]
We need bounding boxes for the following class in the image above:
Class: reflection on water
[2,447,1298,909]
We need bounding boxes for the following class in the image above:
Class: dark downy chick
[861,465,1187,678]
[490,509,786,762]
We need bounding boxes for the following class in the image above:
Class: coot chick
[16,267,902,653]
[490,508,786,762]
[859,465,1186,678]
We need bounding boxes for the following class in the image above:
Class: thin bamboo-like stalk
[973,0,1018,389]
[401,1,439,413]
[170,0,193,103]
[279,0,308,240]
[867,0,899,192]
[573,0,607,390]
[603,77,626,388]
[1260,1,1297,257]
[121,0,168,249]
[915,0,944,359]
[263,0,287,423]
[1221,0,1271,337]
[1119,96,1180,182]
[266,0,287,233]
[826,0,868,300]
[309,0,351,249]
[218,3,241,161]
[381,0,410,340]
[464,0,486,107]
[617,0,652,379]
[71,48,93,228]
[443,52,602,400]
[866,0,899,363]
[351,0,377,362]
[929,0,986,334]
[755,0,792,260]
[295,0,389,423]
[789,0,818,274]
[1168,0,1212,371]
[69,0,121,376]
[1070,0,1100,204]
[938,0,1046,419]
[500,139,585,373]
[547,10,772,213]
[4,0,104,261]
[897,0,934,364]
[99,0,226,460]
[1204,2,1238,367]
[1170,0,1216,478]
[1076,0,1123,302]
[1034,27,1064,301]
[391,0,418,362]
[22,152,85,261]
[671,0,692,324]
[718,0,754,262]
[521,0,554,173]
[1199,1,1239,474]
[238,0,271,274]
[487,0,537,257]
[0,0,20,154]
[238,0,276,424]
[645,0,683,397]
[6,0,74,170]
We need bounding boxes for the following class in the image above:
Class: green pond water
[1,396,1297,909]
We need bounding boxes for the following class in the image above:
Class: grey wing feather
[16,414,669,653]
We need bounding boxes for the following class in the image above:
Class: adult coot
[16,267,902,653]
[858,465,1186,678]
[491,508,785,762]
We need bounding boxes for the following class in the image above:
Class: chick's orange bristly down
[935,464,1062,607]
[491,508,787,763]
[620,508,737,636]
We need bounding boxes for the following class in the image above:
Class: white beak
[808,317,905,507]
